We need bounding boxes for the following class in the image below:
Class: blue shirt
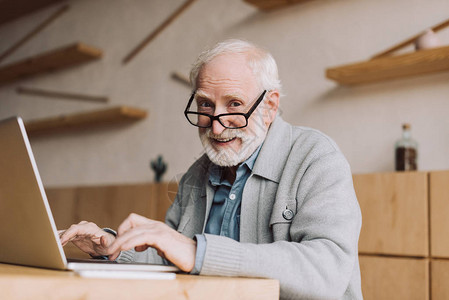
[191,145,262,274]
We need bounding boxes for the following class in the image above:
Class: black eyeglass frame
[184,90,267,129]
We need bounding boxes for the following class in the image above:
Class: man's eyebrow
[195,90,211,99]
[224,93,245,101]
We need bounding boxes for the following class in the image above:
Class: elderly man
[60,39,362,299]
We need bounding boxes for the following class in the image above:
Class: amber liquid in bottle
[395,124,418,171]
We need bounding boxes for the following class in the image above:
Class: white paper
[76,270,176,280]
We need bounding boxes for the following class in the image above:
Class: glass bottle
[395,123,418,171]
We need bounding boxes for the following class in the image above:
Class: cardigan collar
[251,115,291,183]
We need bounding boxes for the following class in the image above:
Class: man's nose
[211,118,226,135]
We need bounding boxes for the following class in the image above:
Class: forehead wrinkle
[198,74,244,86]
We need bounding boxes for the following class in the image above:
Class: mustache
[203,128,245,140]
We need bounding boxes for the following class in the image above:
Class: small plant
[150,155,167,182]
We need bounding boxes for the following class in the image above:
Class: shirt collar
[209,144,263,186]
[242,143,262,171]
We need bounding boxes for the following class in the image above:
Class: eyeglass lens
[185,90,266,129]
[186,113,247,128]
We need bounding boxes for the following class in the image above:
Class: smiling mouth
[212,137,236,144]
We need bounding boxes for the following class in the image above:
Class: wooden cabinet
[46,183,176,229]
[354,170,449,300]
[353,171,428,257]
[354,170,449,258]
[359,256,429,300]
[46,182,177,259]
[429,171,449,258]
[431,259,449,300]
[46,172,449,298]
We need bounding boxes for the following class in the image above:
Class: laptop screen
[0,117,67,270]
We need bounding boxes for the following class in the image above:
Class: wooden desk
[0,263,279,299]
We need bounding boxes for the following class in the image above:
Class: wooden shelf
[326,45,449,85]
[25,106,148,137]
[0,42,102,85]
[243,0,309,11]
[0,0,64,25]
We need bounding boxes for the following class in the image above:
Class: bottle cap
[402,123,411,130]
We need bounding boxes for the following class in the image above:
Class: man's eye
[199,102,212,108]
[230,102,241,107]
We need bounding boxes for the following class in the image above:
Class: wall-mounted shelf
[0,0,64,25]
[326,45,449,85]
[0,42,102,85]
[25,106,148,137]
[243,0,309,10]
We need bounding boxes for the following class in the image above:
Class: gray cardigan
[119,116,363,299]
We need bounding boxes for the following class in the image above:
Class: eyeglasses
[184,90,267,129]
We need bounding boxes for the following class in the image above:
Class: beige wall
[0,0,448,187]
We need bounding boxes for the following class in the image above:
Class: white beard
[200,117,268,167]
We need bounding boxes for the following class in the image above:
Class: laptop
[0,116,178,277]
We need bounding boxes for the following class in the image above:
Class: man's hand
[59,221,116,257]
[107,213,197,273]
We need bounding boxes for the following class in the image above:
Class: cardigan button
[282,209,294,220]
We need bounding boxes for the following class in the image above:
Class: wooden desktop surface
[0,263,279,299]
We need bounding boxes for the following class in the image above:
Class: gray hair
[189,39,282,94]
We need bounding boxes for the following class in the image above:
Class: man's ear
[264,90,280,125]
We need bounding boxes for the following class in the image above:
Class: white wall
[0,0,448,187]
